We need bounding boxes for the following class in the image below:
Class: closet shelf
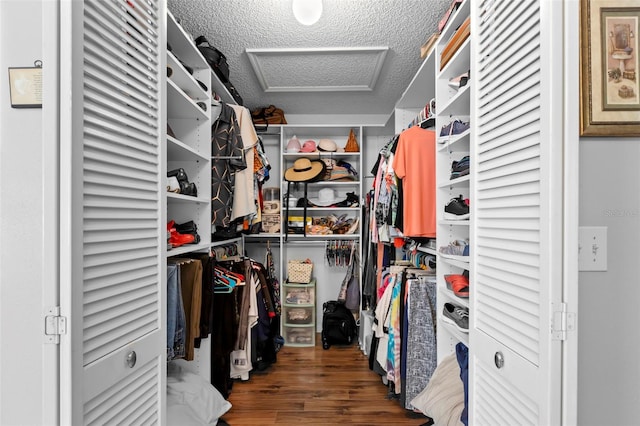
[167,79,209,120]
[282,152,361,159]
[285,234,359,240]
[437,255,470,270]
[167,11,208,69]
[167,242,211,257]
[167,51,208,100]
[282,181,360,188]
[166,192,209,204]
[441,287,470,308]
[437,39,471,80]
[286,207,360,212]
[439,84,471,118]
[438,219,470,226]
[167,136,208,161]
[243,233,281,240]
[439,175,470,188]
[436,128,471,151]
[440,320,470,344]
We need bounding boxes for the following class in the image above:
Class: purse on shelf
[195,35,230,82]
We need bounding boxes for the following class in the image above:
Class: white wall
[578,138,640,426]
[0,0,58,424]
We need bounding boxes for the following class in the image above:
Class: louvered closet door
[470,0,564,424]
[59,1,166,424]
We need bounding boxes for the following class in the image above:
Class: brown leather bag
[251,105,288,125]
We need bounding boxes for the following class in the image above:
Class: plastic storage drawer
[283,281,315,305]
[283,305,314,325]
[283,325,315,347]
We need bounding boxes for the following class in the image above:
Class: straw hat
[284,158,325,182]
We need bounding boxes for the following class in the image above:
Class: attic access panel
[246,47,389,92]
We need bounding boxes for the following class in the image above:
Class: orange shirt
[392,126,436,237]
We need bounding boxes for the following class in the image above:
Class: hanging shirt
[230,105,258,221]
[211,103,246,227]
[392,126,436,237]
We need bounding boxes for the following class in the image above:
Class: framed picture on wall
[580,0,640,136]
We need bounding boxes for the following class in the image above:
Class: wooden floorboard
[220,334,430,425]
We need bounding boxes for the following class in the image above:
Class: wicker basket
[287,260,313,283]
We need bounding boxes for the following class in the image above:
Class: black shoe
[450,156,470,180]
[334,192,360,208]
[444,195,470,220]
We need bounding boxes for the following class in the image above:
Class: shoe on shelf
[450,155,470,179]
[448,70,470,89]
[439,119,470,138]
[444,195,470,220]
[439,239,469,260]
[444,273,469,298]
[167,176,181,193]
[443,302,469,332]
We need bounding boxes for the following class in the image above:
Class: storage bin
[284,282,315,305]
[287,260,313,283]
[284,305,314,325]
[283,325,315,346]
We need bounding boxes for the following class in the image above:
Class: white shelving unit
[165,10,213,379]
[434,0,472,360]
[244,125,364,334]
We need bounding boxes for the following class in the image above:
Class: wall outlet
[578,226,607,271]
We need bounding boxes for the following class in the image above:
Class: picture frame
[580,0,640,136]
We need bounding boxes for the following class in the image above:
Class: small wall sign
[8,60,43,108]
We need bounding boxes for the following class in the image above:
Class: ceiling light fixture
[292,0,323,26]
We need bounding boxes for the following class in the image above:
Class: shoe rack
[434,0,472,361]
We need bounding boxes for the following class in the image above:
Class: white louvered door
[59,0,166,424]
[470,0,564,424]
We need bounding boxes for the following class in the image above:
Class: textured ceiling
[167,0,452,122]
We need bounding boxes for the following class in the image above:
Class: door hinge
[44,306,67,344]
[551,302,576,341]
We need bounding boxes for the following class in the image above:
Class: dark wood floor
[219,334,431,425]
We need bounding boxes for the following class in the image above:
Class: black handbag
[194,35,230,83]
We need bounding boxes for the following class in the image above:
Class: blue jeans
[167,264,185,360]
[456,342,469,426]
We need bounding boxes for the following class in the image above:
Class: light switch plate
[578,226,607,271]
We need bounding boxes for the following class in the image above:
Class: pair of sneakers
[439,239,469,260]
[443,302,469,332]
[444,195,470,220]
[450,156,470,180]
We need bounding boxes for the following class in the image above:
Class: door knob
[126,351,137,368]
[494,351,504,369]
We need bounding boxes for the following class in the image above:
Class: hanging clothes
[404,274,438,410]
[392,126,436,237]
[168,258,203,361]
[230,104,258,222]
[211,103,246,227]
[166,263,186,361]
